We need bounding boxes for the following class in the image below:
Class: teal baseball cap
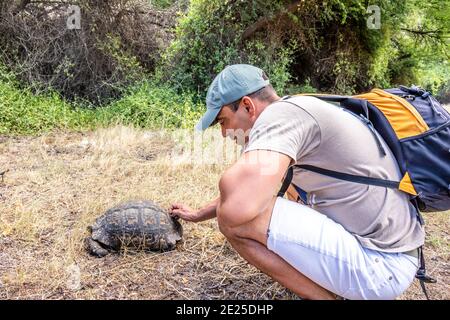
[195,64,270,131]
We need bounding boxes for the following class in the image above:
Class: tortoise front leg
[86,238,109,257]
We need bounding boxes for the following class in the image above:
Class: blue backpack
[280,86,450,213]
[277,86,449,298]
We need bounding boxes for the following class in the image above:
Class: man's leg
[218,196,419,300]
[217,196,336,300]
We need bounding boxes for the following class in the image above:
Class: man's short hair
[229,83,276,112]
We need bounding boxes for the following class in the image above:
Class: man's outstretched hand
[169,203,199,222]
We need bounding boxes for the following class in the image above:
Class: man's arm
[169,197,220,222]
[218,150,291,228]
[217,150,335,299]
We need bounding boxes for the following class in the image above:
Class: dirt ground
[0,126,448,300]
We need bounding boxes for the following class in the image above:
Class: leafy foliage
[160,0,449,95]
[1,0,448,136]
[158,0,295,94]
[0,65,202,135]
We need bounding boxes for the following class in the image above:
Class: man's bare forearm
[196,196,220,222]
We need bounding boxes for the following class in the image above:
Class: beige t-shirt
[244,96,425,253]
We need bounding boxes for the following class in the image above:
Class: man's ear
[242,96,256,116]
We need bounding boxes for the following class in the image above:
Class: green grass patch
[95,82,204,130]
[0,69,204,136]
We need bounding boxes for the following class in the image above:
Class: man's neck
[260,94,281,111]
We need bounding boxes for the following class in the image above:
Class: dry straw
[0,126,448,299]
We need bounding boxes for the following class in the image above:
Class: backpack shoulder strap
[277,95,398,190]
[277,166,294,197]
[285,94,388,156]
[297,164,400,189]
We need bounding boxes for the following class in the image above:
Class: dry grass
[0,126,448,300]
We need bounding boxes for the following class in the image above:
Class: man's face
[214,96,257,146]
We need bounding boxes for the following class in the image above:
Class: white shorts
[267,197,419,300]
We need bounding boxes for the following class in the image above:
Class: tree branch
[400,28,442,38]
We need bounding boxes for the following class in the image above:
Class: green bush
[158,0,396,95]
[96,82,204,130]
[158,0,295,95]
[0,66,93,135]
[0,66,203,135]
[285,79,318,95]
[159,0,448,96]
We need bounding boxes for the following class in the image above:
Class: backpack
[279,85,450,213]
[277,86,449,299]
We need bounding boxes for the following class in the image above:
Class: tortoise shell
[86,200,182,257]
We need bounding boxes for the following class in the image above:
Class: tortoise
[86,200,183,257]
